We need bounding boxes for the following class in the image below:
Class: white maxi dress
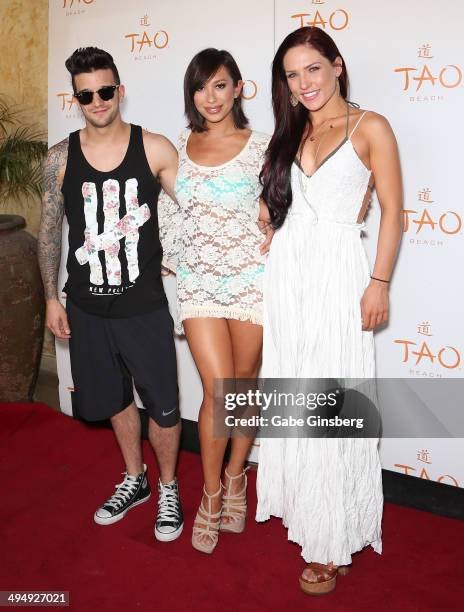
[256,112,384,566]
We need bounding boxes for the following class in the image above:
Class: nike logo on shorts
[162,407,177,417]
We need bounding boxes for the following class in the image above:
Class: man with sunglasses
[38,47,183,542]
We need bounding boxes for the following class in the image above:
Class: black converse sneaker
[94,464,151,525]
[154,478,184,542]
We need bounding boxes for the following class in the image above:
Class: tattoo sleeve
[37,138,68,300]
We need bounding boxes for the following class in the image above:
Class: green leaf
[0,94,48,207]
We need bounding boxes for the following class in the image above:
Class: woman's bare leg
[183,317,234,544]
[222,319,263,523]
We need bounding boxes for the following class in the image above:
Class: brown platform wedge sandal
[299,563,351,596]
[219,466,250,533]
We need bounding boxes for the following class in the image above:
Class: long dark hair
[260,27,349,228]
[184,48,249,133]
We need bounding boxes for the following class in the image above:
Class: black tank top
[62,124,167,317]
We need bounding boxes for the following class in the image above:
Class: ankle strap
[203,483,222,499]
[224,465,250,480]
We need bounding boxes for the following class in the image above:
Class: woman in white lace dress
[257,28,403,595]
[159,48,271,554]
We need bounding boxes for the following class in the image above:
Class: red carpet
[1,403,463,611]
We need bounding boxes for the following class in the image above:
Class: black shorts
[66,299,179,427]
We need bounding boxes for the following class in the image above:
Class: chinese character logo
[418,188,434,203]
[417,449,431,464]
[418,43,433,59]
[417,322,432,337]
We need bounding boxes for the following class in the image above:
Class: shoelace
[157,483,180,522]
[104,473,139,511]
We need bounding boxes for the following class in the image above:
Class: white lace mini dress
[159,129,270,334]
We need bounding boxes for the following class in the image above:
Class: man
[38,47,183,541]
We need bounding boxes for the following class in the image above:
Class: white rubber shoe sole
[154,522,184,542]
[94,492,151,526]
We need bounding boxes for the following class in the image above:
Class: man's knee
[147,406,181,429]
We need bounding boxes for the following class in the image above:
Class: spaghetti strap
[345,103,350,138]
[349,111,368,139]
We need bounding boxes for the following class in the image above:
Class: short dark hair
[65,47,120,92]
[184,48,249,133]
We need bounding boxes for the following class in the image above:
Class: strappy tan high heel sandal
[299,563,351,595]
[219,466,250,533]
[191,484,222,554]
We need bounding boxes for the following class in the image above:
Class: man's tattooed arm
[37,138,68,301]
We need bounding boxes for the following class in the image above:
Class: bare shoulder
[142,129,177,156]
[43,137,69,187]
[142,129,178,176]
[352,111,397,152]
[359,111,395,136]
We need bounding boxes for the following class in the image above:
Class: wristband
[370,275,390,284]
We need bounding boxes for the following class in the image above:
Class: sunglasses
[74,85,119,106]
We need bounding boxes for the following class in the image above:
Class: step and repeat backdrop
[49,0,463,487]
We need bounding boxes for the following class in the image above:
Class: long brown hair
[260,27,349,228]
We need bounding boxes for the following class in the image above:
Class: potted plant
[0,94,48,402]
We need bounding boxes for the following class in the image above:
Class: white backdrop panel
[273,0,463,485]
[49,0,463,487]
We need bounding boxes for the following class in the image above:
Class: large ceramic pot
[0,214,45,401]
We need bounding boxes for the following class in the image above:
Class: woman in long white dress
[256,27,403,595]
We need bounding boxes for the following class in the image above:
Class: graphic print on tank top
[75,178,151,294]
[62,124,166,317]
